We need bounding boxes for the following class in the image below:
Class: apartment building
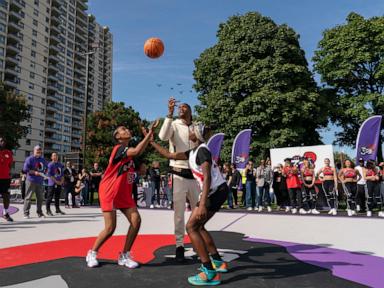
[0,0,113,172]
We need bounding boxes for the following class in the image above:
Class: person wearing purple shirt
[23,145,48,218]
[46,152,65,216]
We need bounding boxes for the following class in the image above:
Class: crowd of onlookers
[220,157,384,217]
[3,143,384,221]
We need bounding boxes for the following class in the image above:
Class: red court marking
[0,234,191,269]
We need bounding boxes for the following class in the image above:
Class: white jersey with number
[188,143,225,196]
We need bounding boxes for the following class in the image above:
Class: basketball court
[0,205,383,287]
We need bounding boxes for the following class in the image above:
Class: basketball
[144,37,164,59]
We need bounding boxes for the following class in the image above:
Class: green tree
[193,12,331,161]
[313,13,384,151]
[85,102,169,172]
[0,84,30,149]
[85,102,144,169]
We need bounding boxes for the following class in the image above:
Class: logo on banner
[360,145,375,156]
[235,153,248,164]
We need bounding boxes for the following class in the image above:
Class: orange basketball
[144,37,164,59]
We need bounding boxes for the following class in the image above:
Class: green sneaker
[187,265,221,286]
[212,259,228,273]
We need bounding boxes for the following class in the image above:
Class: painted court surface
[0,204,383,287]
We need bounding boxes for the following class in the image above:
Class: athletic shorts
[197,183,228,212]
[99,189,136,212]
[0,179,11,194]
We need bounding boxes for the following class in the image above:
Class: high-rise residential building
[0,0,113,172]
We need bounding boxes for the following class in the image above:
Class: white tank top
[188,143,225,195]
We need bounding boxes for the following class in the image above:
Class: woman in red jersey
[317,158,338,216]
[86,121,158,268]
[338,159,361,217]
[364,160,381,217]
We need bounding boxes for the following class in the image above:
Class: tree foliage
[85,102,169,172]
[313,12,384,147]
[193,12,331,161]
[0,84,30,149]
[85,102,144,169]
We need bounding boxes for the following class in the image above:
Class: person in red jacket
[0,137,14,222]
[86,121,158,269]
[282,158,305,214]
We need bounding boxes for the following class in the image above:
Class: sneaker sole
[188,279,221,286]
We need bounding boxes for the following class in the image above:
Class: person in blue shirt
[46,152,65,216]
[23,145,48,218]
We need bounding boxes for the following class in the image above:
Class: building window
[33,19,38,26]
[31,50,36,57]
[32,30,37,36]
[34,0,39,6]
[29,82,34,89]
[32,39,36,47]
[30,61,35,68]
[33,9,39,16]
[30,72,35,79]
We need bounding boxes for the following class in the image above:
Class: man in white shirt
[159,97,200,262]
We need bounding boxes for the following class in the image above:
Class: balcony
[51,5,60,16]
[73,77,85,85]
[9,10,23,21]
[77,0,88,10]
[49,45,60,54]
[50,25,60,35]
[48,65,59,73]
[8,21,22,33]
[5,66,19,77]
[49,54,60,63]
[10,0,24,11]
[50,34,60,44]
[47,83,58,92]
[6,43,22,55]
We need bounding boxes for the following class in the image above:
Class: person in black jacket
[63,161,78,208]
[149,161,161,208]
[228,164,241,208]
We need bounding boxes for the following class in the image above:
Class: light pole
[82,42,99,167]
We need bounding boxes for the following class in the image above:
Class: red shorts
[99,189,136,212]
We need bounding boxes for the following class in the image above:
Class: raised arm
[127,122,158,157]
[150,142,188,161]
[158,97,176,141]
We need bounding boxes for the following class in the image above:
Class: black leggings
[288,187,302,209]
[366,181,381,211]
[322,180,336,209]
[342,182,357,210]
[303,180,317,210]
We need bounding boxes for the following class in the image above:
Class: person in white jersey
[355,158,367,213]
[150,123,228,286]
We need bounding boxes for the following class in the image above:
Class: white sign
[270,145,335,174]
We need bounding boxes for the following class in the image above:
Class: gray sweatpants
[173,175,200,247]
[24,180,44,216]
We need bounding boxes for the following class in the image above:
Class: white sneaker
[150,205,154,209]
[246,207,253,211]
[23,215,30,219]
[351,210,357,216]
[299,208,307,214]
[253,207,258,211]
[258,206,263,212]
[356,205,361,212]
[332,209,337,216]
[328,209,333,215]
[86,250,98,268]
[267,206,272,212]
[378,211,384,218]
[367,211,372,217]
[311,209,320,215]
[291,208,297,214]
[118,252,139,269]
[285,207,290,213]
[347,209,353,217]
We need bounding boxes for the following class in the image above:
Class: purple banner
[356,115,382,163]
[207,133,225,163]
[231,129,252,170]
